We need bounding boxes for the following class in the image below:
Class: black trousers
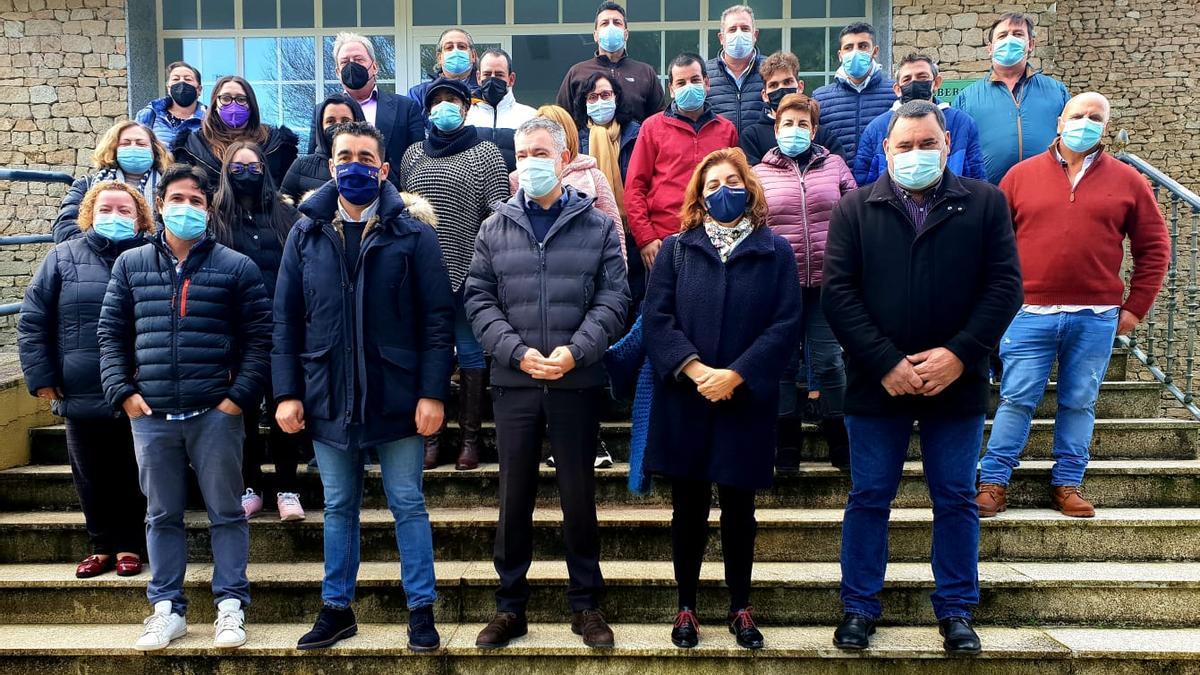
[493,386,604,614]
[671,478,757,612]
[64,416,146,556]
[242,394,310,497]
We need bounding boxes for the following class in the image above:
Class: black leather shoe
[728,607,764,650]
[297,605,358,650]
[939,617,981,655]
[671,607,700,648]
[475,611,528,649]
[407,604,440,652]
[833,613,875,650]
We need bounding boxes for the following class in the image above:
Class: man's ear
[892,82,902,98]
[378,161,390,184]
[328,158,337,179]
[933,74,944,92]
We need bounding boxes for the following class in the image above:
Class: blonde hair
[91,120,172,173]
[76,180,155,234]
[679,148,768,231]
[536,104,579,160]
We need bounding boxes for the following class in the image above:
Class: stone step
[24,411,1199,469]
[0,623,1192,674]
[2,507,1197,565]
[0,561,1196,627]
[3,457,1198,512]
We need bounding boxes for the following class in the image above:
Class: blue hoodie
[853,101,987,185]
[133,96,205,147]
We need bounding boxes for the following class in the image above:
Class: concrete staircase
[0,345,1198,673]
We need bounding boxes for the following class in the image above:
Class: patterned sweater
[398,140,511,292]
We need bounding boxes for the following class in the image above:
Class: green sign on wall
[939,79,979,104]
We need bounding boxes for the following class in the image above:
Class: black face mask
[900,79,934,103]
[169,82,198,107]
[480,77,508,107]
[340,62,371,90]
[230,172,264,197]
[766,86,797,111]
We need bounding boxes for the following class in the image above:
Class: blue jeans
[314,434,437,609]
[980,309,1119,487]
[841,414,984,621]
[454,293,487,370]
[779,286,846,417]
[131,409,249,616]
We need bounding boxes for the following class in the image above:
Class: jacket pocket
[376,344,418,416]
[300,344,335,420]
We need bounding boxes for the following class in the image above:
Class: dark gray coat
[464,186,630,389]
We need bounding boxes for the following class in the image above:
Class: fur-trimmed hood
[296,180,438,231]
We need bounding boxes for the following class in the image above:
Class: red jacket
[1000,146,1169,319]
[625,110,739,248]
[754,145,856,287]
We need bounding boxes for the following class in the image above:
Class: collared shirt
[354,88,379,126]
[1054,143,1102,190]
[721,49,757,89]
[889,176,943,234]
[989,63,1034,98]
[666,102,715,133]
[337,198,380,273]
[337,197,380,225]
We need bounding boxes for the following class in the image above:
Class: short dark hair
[668,52,706,81]
[839,22,877,43]
[479,48,513,73]
[571,71,632,130]
[157,163,212,202]
[595,1,626,23]
[896,53,939,78]
[887,99,947,136]
[330,120,385,157]
[166,60,201,83]
[987,12,1036,43]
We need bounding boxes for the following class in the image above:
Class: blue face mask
[597,25,626,53]
[161,204,208,241]
[704,185,748,224]
[776,127,812,157]
[725,30,755,60]
[587,98,617,125]
[335,161,382,206]
[674,83,707,112]
[1060,117,1105,153]
[442,49,472,76]
[992,36,1027,67]
[92,213,138,242]
[841,49,873,79]
[517,157,560,199]
[429,101,464,132]
[116,146,154,175]
[889,149,945,191]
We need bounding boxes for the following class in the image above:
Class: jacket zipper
[322,226,356,421]
[1008,83,1024,162]
[178,278,191,317]
[538,241,548,358]
[792,160,813,286]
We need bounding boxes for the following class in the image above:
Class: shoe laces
[277,492,301,507]
[1062,485,1085,497]
[674,608,699,630]
[580,608,607,630]
[214,609,243,633]
[242,488,258,501]
[731,607,757,631]
[979,484,1004,498]
[143,612,176,635]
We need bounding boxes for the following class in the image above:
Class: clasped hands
[881,347,964,397]
[682,360,744,403]
[519,346,577,381]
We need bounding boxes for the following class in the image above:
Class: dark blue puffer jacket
[812,68,897,162]
[272,181,456,450]
[19,229,149,419]
[97,232,272,415]
[705,53,765,136]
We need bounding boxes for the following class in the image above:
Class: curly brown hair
[679,147,768,231]
[76,180,156,234]
[91,120,173,173]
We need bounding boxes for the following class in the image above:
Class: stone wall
[0,0,128,348]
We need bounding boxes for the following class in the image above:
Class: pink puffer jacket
[753,145,856,287]
[509,154,626,259]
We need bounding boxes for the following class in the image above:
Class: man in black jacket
[821,101,1023,656]
[465,117,629,650]
[740,51,844,165]
[97,163,272,651]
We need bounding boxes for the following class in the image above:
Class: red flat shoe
[115,555,143,577]
[75,554,115,578]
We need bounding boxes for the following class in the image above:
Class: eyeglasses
[228,162,264,175]
[216,94,250,106]
[586,91,616,103]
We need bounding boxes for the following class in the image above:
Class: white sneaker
[213,598,246,648]
[134,600,187,651]
[276,492,306,522]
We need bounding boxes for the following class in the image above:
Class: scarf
[423,124,484,159]
[96,167,159,215]
[587,120,626,217]
[704,217,753,263]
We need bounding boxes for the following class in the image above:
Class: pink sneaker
[277,492,306,522]
[241,488,264,518]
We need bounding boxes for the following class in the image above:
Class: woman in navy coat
[643,147,801,651]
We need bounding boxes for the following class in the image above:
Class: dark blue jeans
[778,286,846,418]
[840,413,984,621]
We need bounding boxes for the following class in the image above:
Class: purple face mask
[218,101,251,129]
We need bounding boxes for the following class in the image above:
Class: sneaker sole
[297,624,358,650]
[134,626,187,652]
[278,513,306,522]
[214,636,246,649]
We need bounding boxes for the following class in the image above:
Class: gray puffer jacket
[465,186,630,389]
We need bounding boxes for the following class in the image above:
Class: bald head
[1059,92,1110,129]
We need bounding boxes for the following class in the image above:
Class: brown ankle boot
[423,424,444,470]
[1052,485,1095,518]
[976,483,1007,518]
[455,368,486,471]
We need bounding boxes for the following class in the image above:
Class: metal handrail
[1115,138,1200,420]
[0,168,72,317]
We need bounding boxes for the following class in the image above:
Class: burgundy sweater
[999,147,1169,319]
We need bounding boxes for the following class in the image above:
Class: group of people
[16,1,1169,659]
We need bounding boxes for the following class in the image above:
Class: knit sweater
[999,147,1170,318]
[398,140,511,291]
